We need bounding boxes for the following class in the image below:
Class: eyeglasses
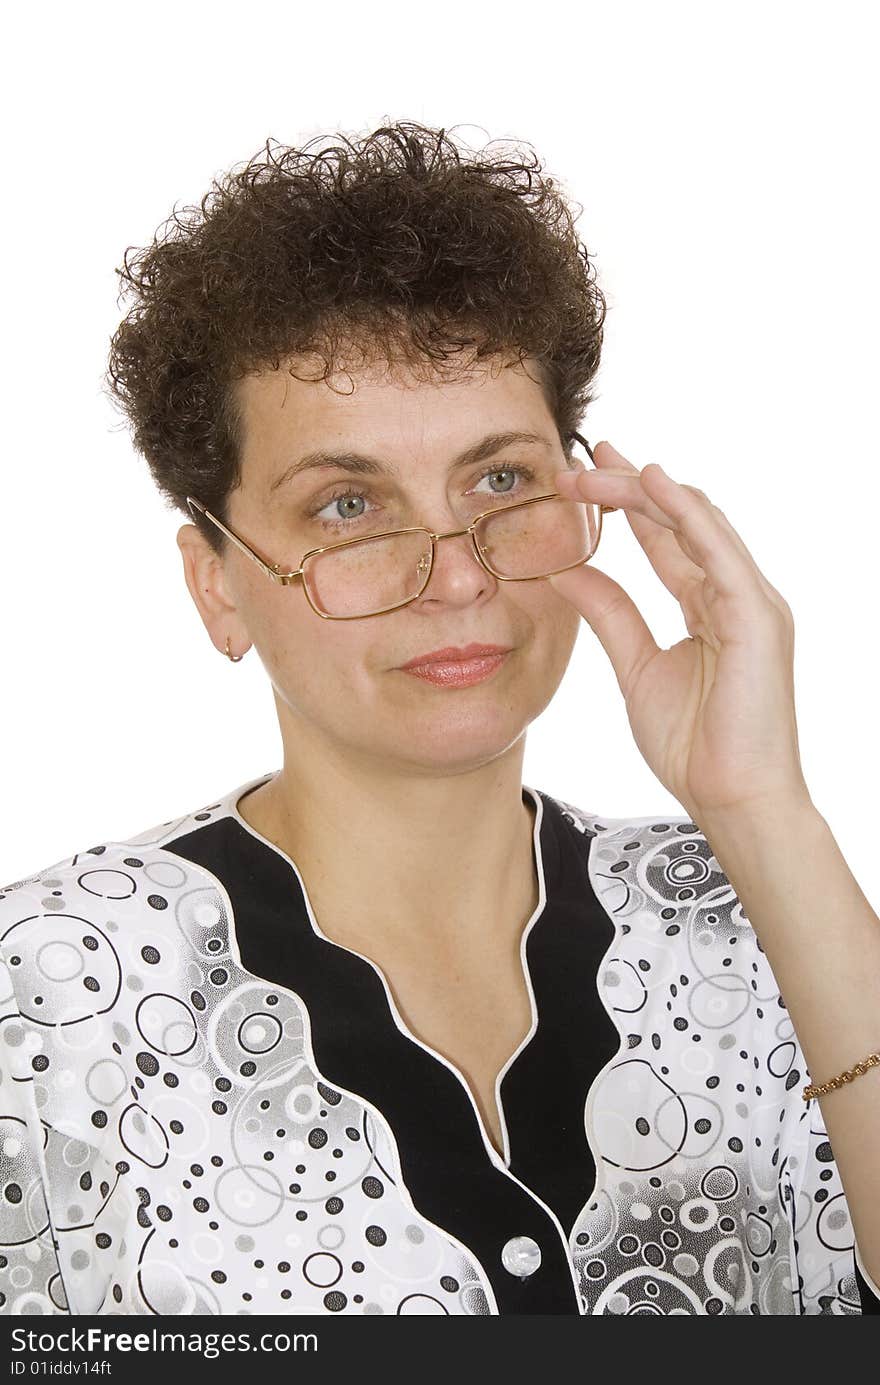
[185,430,617,620]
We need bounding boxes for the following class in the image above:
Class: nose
[414,524,494,607]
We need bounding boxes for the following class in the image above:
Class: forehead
[233,350,553,468]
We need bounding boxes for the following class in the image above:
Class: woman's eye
[311,492,372,527]
[472,465,534,495]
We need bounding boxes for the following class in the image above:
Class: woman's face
[180,350,584,777]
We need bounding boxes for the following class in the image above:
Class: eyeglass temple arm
[185,496,301,585]
[569,432,618,517]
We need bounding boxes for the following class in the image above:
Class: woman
[1,123,878,1316]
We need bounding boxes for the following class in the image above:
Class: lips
[398,642,513,670]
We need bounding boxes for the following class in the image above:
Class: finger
[637,464,765,601]
[613,447,789,615]
[554,466,674,531]
[555,465,708,607]
[547,561,660,703]
[574,451,761,603]
[580,441,754,574]
[591,441,760,578]
[558,441,773,609]
[565,468,707,593]
[591,439,641,473]
[593,440,748,565]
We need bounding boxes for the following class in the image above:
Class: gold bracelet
[802,1051,880,1101]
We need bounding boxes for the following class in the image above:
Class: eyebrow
[268,430,553,493]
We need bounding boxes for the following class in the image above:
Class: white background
[2,1,878,903]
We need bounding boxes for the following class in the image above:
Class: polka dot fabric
[0,802,492,1315]
[557,799,879,1315]
[0,775,877,1315]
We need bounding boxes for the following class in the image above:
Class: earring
[225,635,244,663]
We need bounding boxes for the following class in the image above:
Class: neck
[235,748,539,960]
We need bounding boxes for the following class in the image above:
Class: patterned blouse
[1,769,878,1316]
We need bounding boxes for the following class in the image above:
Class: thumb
[548,563,659,699]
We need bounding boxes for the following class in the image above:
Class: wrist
[694,791,828,872]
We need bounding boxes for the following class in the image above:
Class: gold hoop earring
[225,635,244,663]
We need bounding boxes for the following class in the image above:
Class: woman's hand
[548,440,813,825]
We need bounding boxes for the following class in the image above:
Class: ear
[176,524,251,658]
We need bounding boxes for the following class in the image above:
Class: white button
[501,1235,542,1278]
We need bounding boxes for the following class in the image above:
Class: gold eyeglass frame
[185,429,618,620]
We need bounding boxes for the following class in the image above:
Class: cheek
[526,583,582,648]
[547,607,581,677]
[526,590,582,688]
[559,599,582,647]
[246,591,374,698]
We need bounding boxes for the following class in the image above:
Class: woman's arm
[699,795,880,1297]
[548,442,880,1298]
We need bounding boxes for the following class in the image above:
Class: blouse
[1,768,878,1317]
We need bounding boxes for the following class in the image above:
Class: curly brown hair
[103,121,607,559]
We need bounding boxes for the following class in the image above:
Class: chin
[373,698,532,763]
